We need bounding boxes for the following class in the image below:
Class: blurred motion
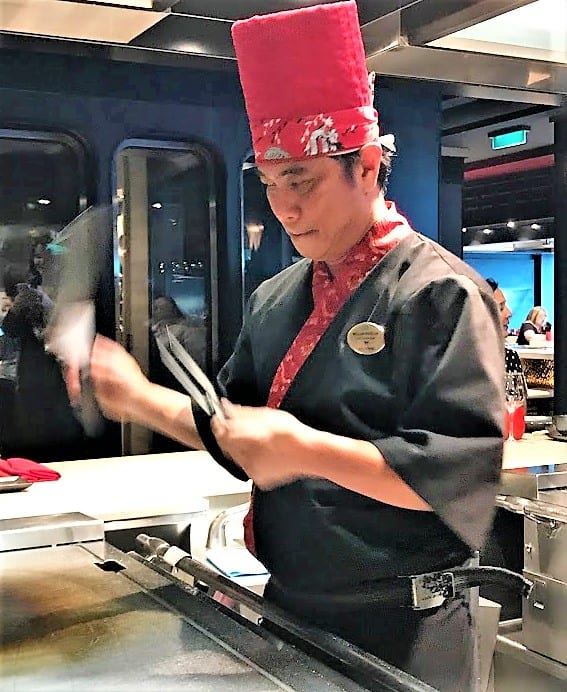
[45,206,111,438]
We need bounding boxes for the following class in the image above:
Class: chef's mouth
[288,229,316,238]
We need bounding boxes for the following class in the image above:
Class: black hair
[152,295,184,321]
[2,265,28,298]
[336,147,395,194]
[485,277,498,292]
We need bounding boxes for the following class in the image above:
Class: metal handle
[133,534,439,692]
[495,494,530,514]
[206,502,249,549]
[524,511,563,537]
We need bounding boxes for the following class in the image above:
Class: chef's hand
[211,400,309,489]
[66,335,150,422]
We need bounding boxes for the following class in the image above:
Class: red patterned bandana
[243,202,412,554]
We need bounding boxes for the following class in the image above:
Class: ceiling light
[246,222,264,251]
[506,221,516,228]
[482,228,493,235]
[152,202,162,209]
[37,198,51,205]
[170,41,209,55]
[461,227,467,233]
[531,223,541,230]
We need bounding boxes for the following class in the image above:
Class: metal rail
[134,534,439,692]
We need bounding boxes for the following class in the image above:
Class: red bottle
[504,409,510,440]
[512,403,526,440]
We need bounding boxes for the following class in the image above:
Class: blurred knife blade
[46,205,111,436]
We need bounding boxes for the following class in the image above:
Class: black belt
[272,566,533,611]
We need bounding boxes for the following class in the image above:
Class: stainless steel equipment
[523,498,567,665]
[0,512,103,552]
[499,466,567,502]
[0,513,437,692]
[495,464,567,684]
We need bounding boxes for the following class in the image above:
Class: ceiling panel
[430,0,567,64]
[130,13,234,57]
[0,0,165,43]
[0,0,561,160]
[171,0,335,20]
[171,1,418,24]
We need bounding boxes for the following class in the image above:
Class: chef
[70,2,504,689]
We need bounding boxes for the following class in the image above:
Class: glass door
[114,140,219,455]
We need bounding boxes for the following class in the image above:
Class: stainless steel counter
[499,465,567,500]
[495,620,567,692]
[494,464,567,687]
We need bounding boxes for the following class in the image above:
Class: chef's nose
[267,188,301,226]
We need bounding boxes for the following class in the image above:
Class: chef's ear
[359,143,382,192]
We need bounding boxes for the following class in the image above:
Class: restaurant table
[513,346,554,361]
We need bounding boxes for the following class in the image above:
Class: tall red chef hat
[231,0,379,164]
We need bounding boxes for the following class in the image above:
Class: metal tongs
[155,327,226,421]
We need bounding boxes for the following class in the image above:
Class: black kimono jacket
[218,232,504,596]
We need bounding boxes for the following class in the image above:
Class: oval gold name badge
[346,322,385,355]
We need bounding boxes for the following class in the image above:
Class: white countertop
[502,434,567,469]
[1,441,564,525]
[527,388,553,399]
[0,451,251,523]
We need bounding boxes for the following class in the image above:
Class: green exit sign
[490,127,530,150]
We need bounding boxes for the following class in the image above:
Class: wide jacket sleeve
[374,275,505,550]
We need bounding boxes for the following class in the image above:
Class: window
[0,131,86,301]
[0,130,88,461]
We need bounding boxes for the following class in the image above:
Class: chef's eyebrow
[257,165,308,181]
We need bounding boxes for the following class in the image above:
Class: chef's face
[493,288,512,336]
[257,145,380,265]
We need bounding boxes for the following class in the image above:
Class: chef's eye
[289,179,313,192]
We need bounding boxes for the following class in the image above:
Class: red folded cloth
[0,458,61,482]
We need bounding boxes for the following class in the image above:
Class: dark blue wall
[377,77,442,241]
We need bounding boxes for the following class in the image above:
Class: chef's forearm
[129,382,205,451]
[301,428,431,511]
